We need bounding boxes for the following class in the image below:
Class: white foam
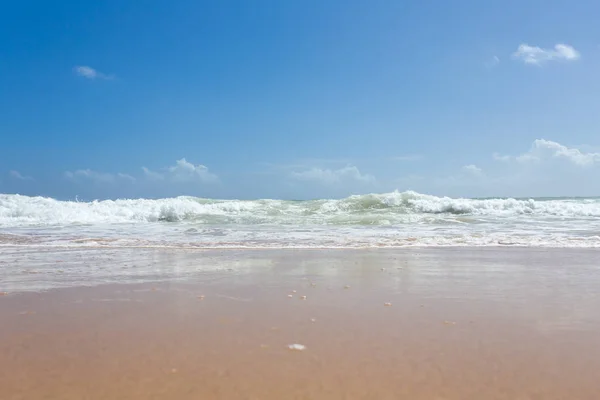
[2,192,600,249]
[2,192,600,227]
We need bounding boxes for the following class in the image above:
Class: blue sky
[2,0,600,200]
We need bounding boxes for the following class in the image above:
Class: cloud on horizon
[391,138,600,198]
[511,43,580,65]
[290,165,375,185]
[62,159,217,188]
[64,169,133,184]
[143,158,219,183]
[9,170,34,181]
[461,164,484,176]
[495,139,600,167]
[9,141,600,199]
[392,154,422,162]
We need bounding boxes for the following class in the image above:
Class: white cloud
[496,139,600,167]
[73,65,114,80]
[462,164,483,176]
[290,165,375,185]
[485,55,500,68]
[63,159,216,189]
[117,173,136,182]
[142,167,164,180]
[511,43,580,65]
[65,169,134,183]
[393,174,424,186]
[433,165,485,190]
[9,170,34,181]
[392,154,422,161]
[492,153,511,162]
[168,158,218,183]
[143,158,218,183]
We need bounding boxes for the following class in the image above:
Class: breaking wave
[2,191,600,227]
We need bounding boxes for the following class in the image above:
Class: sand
[1,248,600,399]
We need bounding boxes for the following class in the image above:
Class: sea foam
[2,191,600,227]
[2,192,600,249]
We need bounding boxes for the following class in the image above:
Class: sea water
[2,191,600,249]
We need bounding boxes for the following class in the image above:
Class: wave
[1,191,600,227]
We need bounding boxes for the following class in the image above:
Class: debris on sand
[287,344,306,351]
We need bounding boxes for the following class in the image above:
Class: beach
[4,0,600,397]
[2,247,600,399]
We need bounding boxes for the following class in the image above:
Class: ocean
[2,191,600,249]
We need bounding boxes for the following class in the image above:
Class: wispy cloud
[260,158,354,172]
[9,170,34,181]
[485,55,500,68]
[462,164,484,176]
[520,139,600,166]
[65,169,134,183]
[116,173,136,182]
[427,139,600,197]
[392,154,422,162]
[142,167,164,181]
[492,153,511,162]
[143,159,219,183]
[73,65,114,80]
[494,139,600,167]
[290,165,375,185]
[511,43,580,65]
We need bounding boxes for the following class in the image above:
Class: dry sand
[1,248,600,399]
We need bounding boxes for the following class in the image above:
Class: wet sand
[1,248,600,399]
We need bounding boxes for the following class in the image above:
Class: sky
[2,0,600,200]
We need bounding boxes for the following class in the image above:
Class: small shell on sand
[197,295,205,300]
[292,290,297,293]
[443,320,456,325]
[384,302,392,307]
[344,285,351,289]
[310,318,316,323]
[288,344,306,351]
[300,295,307,300]
[287,294,293,298]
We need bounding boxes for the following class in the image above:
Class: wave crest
[1,191,599,227]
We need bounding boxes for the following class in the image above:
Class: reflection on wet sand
[1,248,600,399]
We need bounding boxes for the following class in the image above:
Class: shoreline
[2,248,600,398]
[3,242,600,250]
[2,246,600,294]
